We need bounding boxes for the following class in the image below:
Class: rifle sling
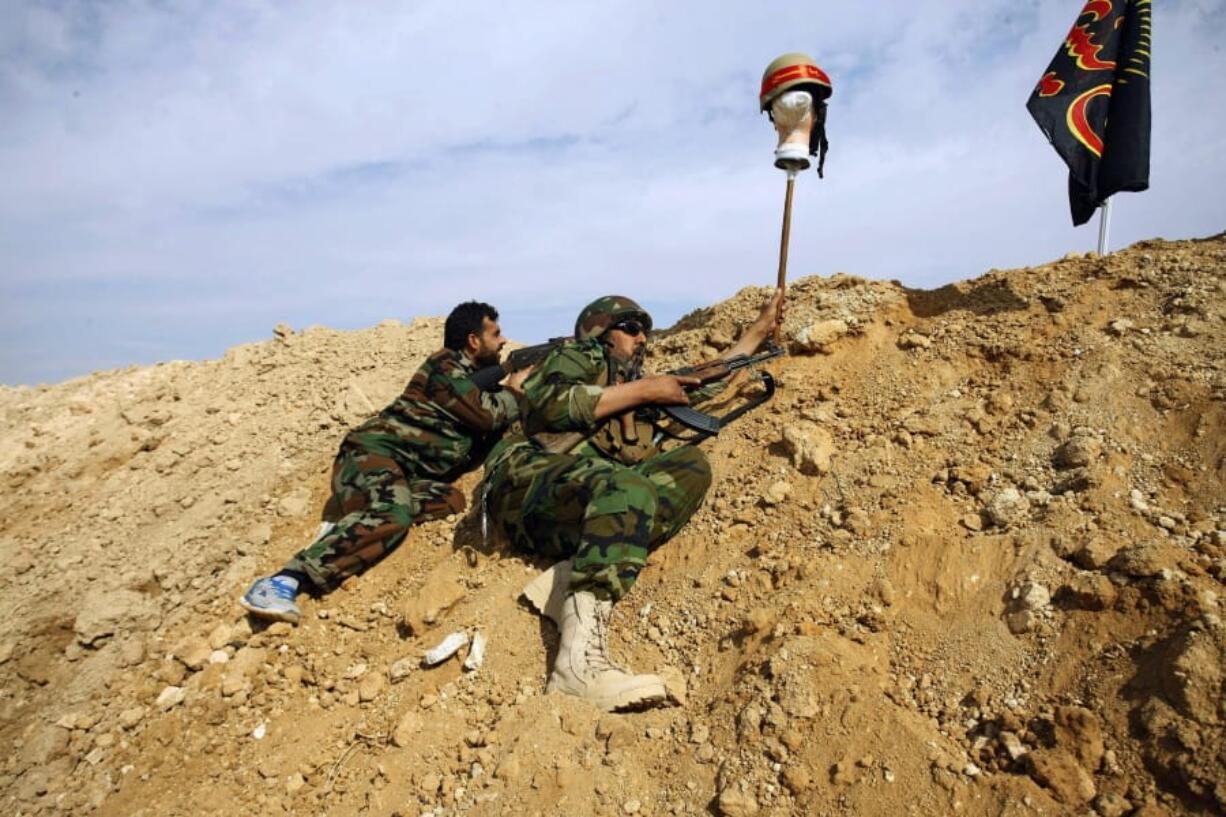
[653,371,777,443]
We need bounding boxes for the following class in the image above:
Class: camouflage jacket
[519,339,610,438]
[488,338,724,467]
[345,348,519,481]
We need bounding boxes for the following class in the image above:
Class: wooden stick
[775,172,796,343]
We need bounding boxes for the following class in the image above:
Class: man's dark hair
[443,301,499,351]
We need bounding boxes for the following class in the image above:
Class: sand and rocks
[1,235,1223,816]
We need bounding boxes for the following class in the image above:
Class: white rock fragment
[358,671,386,702]
[1054,435,1101,468]
[897,331,932,350]
[389,657,415,683]
[252,721,267,740]
[781,423,834,476]
[172,637,211,671]
[423,631,469,667]
[763,480,792,506]
[1005,580,1051,634]
[463,631,487,672]
[793,319,849,354]
[985,487,1031,528]
[1015,581,1051,610]
[999,731,1028,761]
[717,785,760,816]
[118,707,146,730]
[156,685,185,711]
[1006,610,1036,635]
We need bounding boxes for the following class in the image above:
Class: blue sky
[2,1,1224,385]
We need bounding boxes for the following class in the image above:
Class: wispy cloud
[2,1,1224,384]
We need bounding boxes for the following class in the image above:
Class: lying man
[241,301,528,623]
[480,291,783,710]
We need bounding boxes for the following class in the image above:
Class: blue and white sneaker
[239,575,301,624]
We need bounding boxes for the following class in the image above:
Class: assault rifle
[471,336,570,392]
[527,341,786,459]
[647,342,786,442]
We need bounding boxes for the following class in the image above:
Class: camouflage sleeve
[688,380,728,406]
[429,358,520,433]
[479,388,520,427]
[521,342,604,433]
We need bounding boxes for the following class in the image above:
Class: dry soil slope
[0,234,1223,817]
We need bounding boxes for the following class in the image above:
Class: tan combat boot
[548,590,671,712]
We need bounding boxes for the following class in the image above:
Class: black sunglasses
[611,319,647,337]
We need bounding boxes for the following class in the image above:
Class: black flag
[1026,0,1152,226]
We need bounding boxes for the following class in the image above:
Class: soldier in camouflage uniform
[241,301,527,624]
[481,290,783,710]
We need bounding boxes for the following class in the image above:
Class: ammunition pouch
[528,430,588,456]
[587,414,660,466]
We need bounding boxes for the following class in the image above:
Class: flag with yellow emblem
[1027,0,1152,226]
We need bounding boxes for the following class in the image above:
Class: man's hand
[503,365,533,396]
[638,374,701,406]
[747,288,785,345]
[726,288,786,359]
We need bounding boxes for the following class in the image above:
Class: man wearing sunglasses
[240,301,529,624]
[480,290,784,711]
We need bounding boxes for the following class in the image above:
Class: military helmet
[760,52,833,111]
[574,295,654,341]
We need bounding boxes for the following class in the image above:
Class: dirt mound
[1,235,1223,817]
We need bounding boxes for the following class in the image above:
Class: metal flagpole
[1097,197,1113,255]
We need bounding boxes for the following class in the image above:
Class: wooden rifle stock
[671,344,785,385]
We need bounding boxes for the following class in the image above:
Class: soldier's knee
[388,504,415,530]
[595,468,660,518]
[607,467,656,498]
[673,446,713,492]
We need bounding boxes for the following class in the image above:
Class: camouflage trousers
[483,442,712,601]
[284,444,464,591]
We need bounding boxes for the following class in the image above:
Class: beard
[473,348,501,368]
[605,342,646,380]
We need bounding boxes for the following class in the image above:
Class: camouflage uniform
[482,337,719,602]
[285,349,518,591]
